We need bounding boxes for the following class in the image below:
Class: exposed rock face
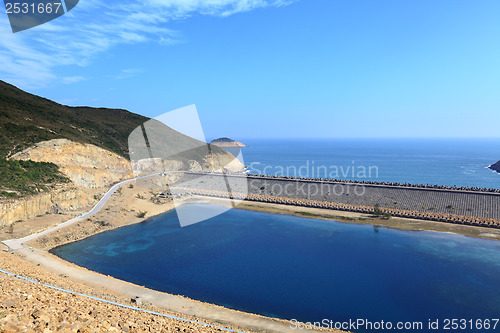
[10,139,133,188]
[1,139,244,225]
[223,157,245,172]
[131,155,244,190]
[131,153,244,176]
[489,160,500,173]
[131,158,185,173]
[0,186,94,225]
[0,139,131,224]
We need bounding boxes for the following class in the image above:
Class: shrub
[1,191,17,198]
[0,158,69,195]
[373,204,384,216]
[95,220,111,227]
[136,211,147,218]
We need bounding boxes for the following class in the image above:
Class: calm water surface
[241,138,500,188]
[52,204,500,332]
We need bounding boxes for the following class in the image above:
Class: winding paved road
[2,172,170,251]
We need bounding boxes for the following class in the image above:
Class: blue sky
[1,0,500,139]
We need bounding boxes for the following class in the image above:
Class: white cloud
[109,68,144,80]
[62,76,86,84]
[0,0,295,90]
[145,0,292,16]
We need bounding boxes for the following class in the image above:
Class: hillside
[210,137,247,148]
[0,81,237,198]
[0,81,148,159]
[489,160,500,174]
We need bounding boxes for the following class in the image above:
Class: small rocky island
[489,160,500,173]
[210,137,247,148]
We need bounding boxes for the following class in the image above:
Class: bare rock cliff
[1,139,131,225]
[0,186,94,225]
[1,139,244,225]
[10,139,133,188]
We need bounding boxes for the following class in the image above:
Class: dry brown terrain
[1,183,340,333]
[28,183,179,250]
[0,238,247,332]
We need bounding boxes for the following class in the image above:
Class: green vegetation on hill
[211,137,235,143]
[0,81,148,159]
[209,137,246,147]
[0,80,234,198]
[0,159,70,197]
[0,80,149,197]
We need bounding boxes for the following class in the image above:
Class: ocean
[239,138,500,189]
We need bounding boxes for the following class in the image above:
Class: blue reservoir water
[240,138,500,189]
[52,204,500,332]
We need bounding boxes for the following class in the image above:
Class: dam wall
[173,172,500,228]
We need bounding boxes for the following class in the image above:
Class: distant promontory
[210,137,247,148]
[489,160,500,173]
